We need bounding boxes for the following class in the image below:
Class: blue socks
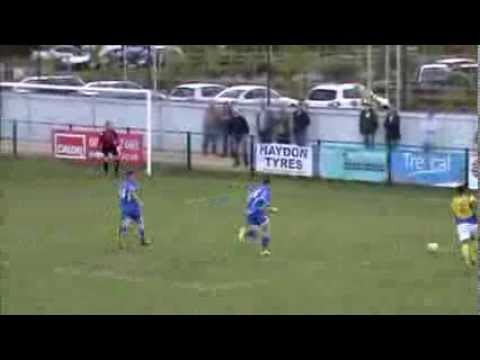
[120,225,128,237]
[262,236,271,250]
[246,229,256,240]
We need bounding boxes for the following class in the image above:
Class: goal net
[0,81,154,176]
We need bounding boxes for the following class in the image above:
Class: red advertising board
[53,133,87,160]
[53,130,144,165]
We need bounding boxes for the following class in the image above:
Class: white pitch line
[54,266,145,283]
[172,279,268,292]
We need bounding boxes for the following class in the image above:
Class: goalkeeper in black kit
[98,121,121,177]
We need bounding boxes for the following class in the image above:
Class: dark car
[102,46,152,68]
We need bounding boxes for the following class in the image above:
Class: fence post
[186,131,192,171]
[249,135,255,179]
[0,88,2,155]
[387,142,393,185]
[465,148,469,187]
[316,140,321,178]
[12,120,18,158]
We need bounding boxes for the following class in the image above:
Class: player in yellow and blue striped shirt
[451,185,477,268]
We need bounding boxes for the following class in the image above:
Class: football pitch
[0,157,476,314]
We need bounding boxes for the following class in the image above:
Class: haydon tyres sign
[256,143,313,177]
[391,147,466,188]
[319,143,388,183]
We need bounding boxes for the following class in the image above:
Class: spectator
[384,107,401,148]
[292,101,311,146]
[359,103,379,148]
[202,102,220,156]
[220,102,234,157]
[256,101,276,143]
[229,109,250,168]
[275,104,292,144]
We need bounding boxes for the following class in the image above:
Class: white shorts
[457,223,478,242]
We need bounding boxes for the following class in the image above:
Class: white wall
[1,92,477,153]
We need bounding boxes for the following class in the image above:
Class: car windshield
[171,88,195,98]
[308,89,337,101]
[219,89,244,99]
[118,82,141,89]
[201,87,224,97]
[55,78,83,86]
[421,68,449,83]
[88,83,109,88]
[343,87,364,99]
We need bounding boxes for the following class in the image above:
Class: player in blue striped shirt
[238,177,278,256]
[118,170,151,248]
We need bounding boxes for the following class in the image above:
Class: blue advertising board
[391,147,466,188]
[319,143,388,183]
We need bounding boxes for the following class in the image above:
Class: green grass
[0,157,476,314]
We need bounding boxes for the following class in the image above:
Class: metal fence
[1,119,475,191]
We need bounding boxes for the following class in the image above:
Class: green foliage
[315,60,362,82]
[447,72,474,88]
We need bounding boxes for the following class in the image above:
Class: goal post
[0,81,154,176]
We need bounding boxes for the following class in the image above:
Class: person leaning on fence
[384,107,401,148]
[202,101,221,156]
[221,102,234,157]
[257,101,275,144]
[228,109,250,168]
[359,102,378,148]
[275,103,292,145]
[293,101,311,147]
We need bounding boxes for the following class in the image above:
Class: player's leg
[112,148,120,177]
[458,224,473,267]
[118,215,131,249]
[239,214,254,243]
[468,224,478,264]
[239,224,258,243]
[102,149,110,175]
[259,218,271,256]
[134,215,151,246]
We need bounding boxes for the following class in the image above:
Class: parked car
[417,64,450,85]
[58,49,92,70]
[13,75,85,94]
[79,81,167,100]
[434,58,476,68]
[31,45,92,69]
[304,83,390,110]
[99,46,150,67]
[97,45,183,68]
[214,85,298,107]
[31,45,78,61]
[417,58,477,85]
[169,83,226,102]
